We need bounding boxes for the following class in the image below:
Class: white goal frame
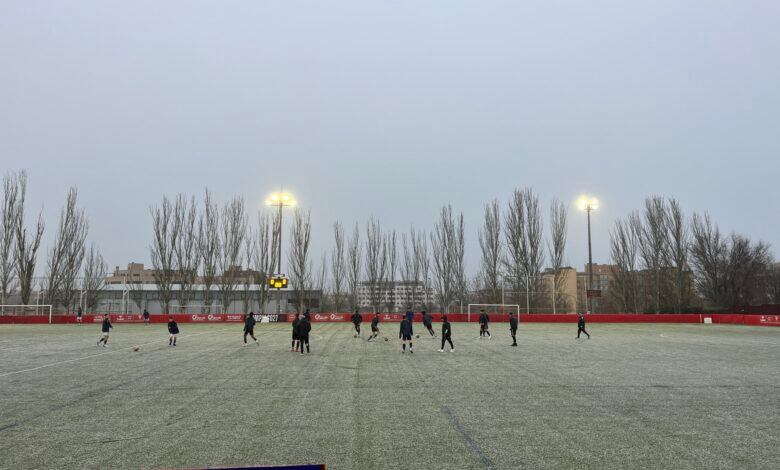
[467,304,520,322]
[0,304,54,324]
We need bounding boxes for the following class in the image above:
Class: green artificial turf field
[0,322,778,469]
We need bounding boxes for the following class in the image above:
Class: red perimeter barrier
[2,313,779,326]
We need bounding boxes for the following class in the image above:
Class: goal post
[0,304,54,324]
[467,304,520,322]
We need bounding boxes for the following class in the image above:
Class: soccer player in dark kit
[143,308,150,325]
[243,312,258,346]
[439,315,454,353]
[291,312,300,352]
[422,310,435,337]
[577,313,591,339]
[351,309,363,338]
[399,315,414,353]
[479,309,492,339]
[96,314,112,347]
[296,313,311,354]
[367,313,381,342]
[509,312,518,347]
[168,316,180,346]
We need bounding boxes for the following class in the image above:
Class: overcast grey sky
[2,0,779,275]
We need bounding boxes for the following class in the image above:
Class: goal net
[0,304,54,323]
[467,304,520,322]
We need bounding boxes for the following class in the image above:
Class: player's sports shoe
[410,350,413,354]
[450,349,454,353]
[439,349,444,352]
[96,341,100,346]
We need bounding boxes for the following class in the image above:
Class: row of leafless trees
[149,190,320,314]
[1,171,107,313]
[319,188,569,313]
[609,196,777,312]
[150,191,279,313]
[475,189,569,311]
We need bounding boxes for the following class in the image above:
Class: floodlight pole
[276,203,283,315]
[266,191,296,316]
[586,205,594,313]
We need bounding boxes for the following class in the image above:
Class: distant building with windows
[357,280,434,311]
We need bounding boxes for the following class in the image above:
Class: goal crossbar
[467,304,520,322]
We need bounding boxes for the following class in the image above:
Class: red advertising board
[2,312,779,326]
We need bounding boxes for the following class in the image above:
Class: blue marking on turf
[443,405,495,469]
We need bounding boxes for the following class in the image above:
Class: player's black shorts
[371,326,379,333]
[244,327,254,334]
[292,332,298,339]
[510,327,517,334]
[423,321,432,328]
[402,334,412,341]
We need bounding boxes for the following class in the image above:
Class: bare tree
[251,211,278,314]
[768,263,780,304]
[330,221,346,312]
[55,194,88,313]
[218,197,247,312]
[287,209,312,314]
[401,228,423,310]
[13,172,45,305]
[431,205,458,312]
[150,196,179,314]
[315,253,328,311]
[664,199,691,313]
[364,216,387,312]
[1,173,20,311]
[689,213,773,309]
[413,228,430,311]
[478,199,502,304]
[241,225,257,313]
[174,195,200,311]
[346,222,361,311]
[638,196,669,313]
[198,189,220,313]
[609,213,642,313]
[386,230,398,312]
[548,198,568,312]
[44,188,84,309]
[503,188,544,311]
[454,212,466,312]
[82,244,107,311]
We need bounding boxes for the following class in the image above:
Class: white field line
[0,328,231,378]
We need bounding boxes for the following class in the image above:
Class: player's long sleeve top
[296,319,311,337]
[578,317,585,329]
[244,315,256,329]
[168,321,179,334]
[101,319,112,332]
[399,319,413,338]
[442,321,451,338]
[371,316,380,328]
[510,316,518,330]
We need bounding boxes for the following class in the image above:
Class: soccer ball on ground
[133,346,140,352]
[416,334,420,338]
[384,337,389,342]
